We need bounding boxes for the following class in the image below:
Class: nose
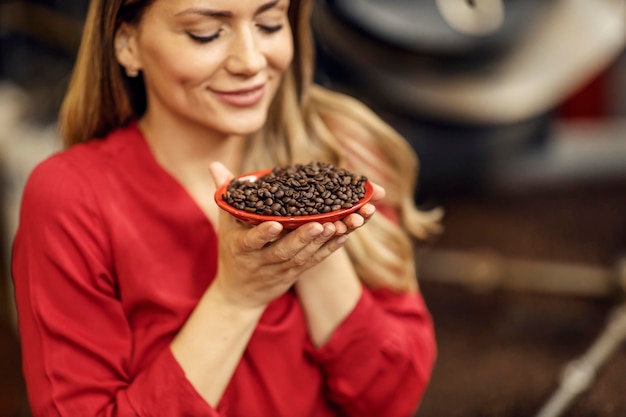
[226,26,267,76]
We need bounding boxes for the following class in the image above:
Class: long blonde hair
[59,0,442,292]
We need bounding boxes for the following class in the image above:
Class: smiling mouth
[212,84,266,107]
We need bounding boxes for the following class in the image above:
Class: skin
[114,0,384,406]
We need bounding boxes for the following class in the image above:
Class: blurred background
[1,0,626,416]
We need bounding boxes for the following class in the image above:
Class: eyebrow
[175,0,282,18]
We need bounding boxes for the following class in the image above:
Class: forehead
[147,0,291,15]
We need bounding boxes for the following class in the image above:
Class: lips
[212,84,266,107]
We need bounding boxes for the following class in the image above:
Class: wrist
[204,280,267,322]
[295,250,362,346]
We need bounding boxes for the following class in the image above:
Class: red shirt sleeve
[305,287,437,417]
[12,157,218,417]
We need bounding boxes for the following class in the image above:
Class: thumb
[370,181,386,203]
[209,161,234,188]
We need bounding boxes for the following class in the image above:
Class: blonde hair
[59,0,442,292]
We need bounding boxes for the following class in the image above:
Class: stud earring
[126,67,140,77]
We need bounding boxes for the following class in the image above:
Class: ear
[115,23,142,77]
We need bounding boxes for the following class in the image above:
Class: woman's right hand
[208,162,347,310]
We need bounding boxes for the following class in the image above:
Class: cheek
[140,38,223,87]
[269,32,295,73]
[281,44,295,71]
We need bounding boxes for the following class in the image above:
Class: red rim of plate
[214,168,375,229]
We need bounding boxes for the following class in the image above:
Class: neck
[139,112,245,175]
[138,110,247,222]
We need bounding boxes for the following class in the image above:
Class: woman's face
[117,0,293,136]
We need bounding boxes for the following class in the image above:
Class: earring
[126,67,140,77]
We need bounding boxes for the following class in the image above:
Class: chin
[223,114,268,136]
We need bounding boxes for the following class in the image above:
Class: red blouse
[12,123,436,417]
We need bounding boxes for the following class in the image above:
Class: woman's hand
[208,162,349,310]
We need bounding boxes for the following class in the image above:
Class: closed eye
[258,24,283,34]
[187,29,222,43]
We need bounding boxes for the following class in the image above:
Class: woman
[12,0,442,416]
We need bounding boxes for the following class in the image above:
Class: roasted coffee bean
[222,161,368,217]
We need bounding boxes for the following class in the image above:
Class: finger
[358,203,376,221]
[332,220,348,235]
[370,182,386,203]
[288,223,337,266]
[340,203,376,231]
[270,223,324,262]
[239,221,284,252]
[302,233,349,266]
[342,212,365,230]
[208,161,233,188]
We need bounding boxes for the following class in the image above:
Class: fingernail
[268,223,282,236]
[335,235,348,245]
[322,225,334,238]
[308,224,323,238]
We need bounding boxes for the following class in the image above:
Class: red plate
[214,168,374,229]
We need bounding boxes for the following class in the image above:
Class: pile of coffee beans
[222,161,368,216]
